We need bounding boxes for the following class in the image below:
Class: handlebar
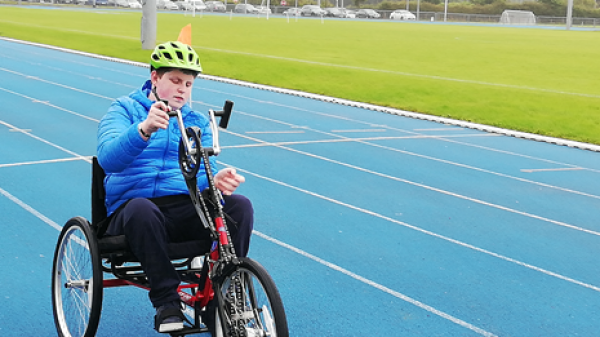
[167,100,234,157]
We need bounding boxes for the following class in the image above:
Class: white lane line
[0,157,90,169]
[227,129,600,235]
[196,84,600,154]
[521,167,584,173]
[0,87,100,123]
[0,67,114,101]
[0,120,92,164]
[0,182,498,337]
[414,128,465,131]
[253,230,499,337]
[232,164,600,294]
[331,129,387,133]
[0,187,62,231]
[4,36,600,155]
[245,131,305,134]
[1,60,598,204]
[224,134,500,149]
[231,111,600,200]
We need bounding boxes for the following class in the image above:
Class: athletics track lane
[1,38,600,337]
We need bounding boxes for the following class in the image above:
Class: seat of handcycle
[91,156,211,261]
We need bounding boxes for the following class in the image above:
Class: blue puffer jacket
[97,80,218,216]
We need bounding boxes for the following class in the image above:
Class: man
[97,41,253,333]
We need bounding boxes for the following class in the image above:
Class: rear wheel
[52,217,103,337]
[215,258,288,337]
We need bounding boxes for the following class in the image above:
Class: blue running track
[1,37,600,337]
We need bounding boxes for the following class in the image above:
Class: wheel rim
[53,226,94,337]
[219,268,278,337]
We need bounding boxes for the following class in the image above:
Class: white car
[338,8,355,18]
[255,5,272,14]
[234,4,258,13]
[390,9,416,20]
[181,0,206,10]
[127,0,141,8]
[157,0,178,9]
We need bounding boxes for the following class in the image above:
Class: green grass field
[1,6,600,145]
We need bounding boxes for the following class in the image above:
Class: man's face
[150,69,196,110]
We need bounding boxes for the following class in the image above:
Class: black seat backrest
[91,156,109,237]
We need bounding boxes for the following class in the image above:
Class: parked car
[127,0,142,8]
[179,0,206,10]
[355,8,380,18]
[282,7,301,16]
[324,7,345,18]
[82,0,108,5]
[205,0,226,11]
[255,5,272,14]
[157,0,179,9]
[301,5,326,16]
[390,9,415,20]
[338,8,355,18]
[234,3,258,13]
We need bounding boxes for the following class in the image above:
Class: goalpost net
[499,10,536,24]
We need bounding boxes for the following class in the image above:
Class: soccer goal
[499,10,536,25]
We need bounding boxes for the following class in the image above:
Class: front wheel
[215,258,288,337]
[52,217,103,337]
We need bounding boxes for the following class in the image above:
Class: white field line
[2,36,600,153]
[233,165,600,294]
[2,32,597,99]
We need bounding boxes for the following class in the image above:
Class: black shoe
[155,301,185,333]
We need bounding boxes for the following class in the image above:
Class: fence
[2,1,599,27]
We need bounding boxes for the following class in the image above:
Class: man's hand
[214,168,245,195]
[139,101,171,137]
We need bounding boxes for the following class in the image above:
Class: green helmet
[150,41,203,73]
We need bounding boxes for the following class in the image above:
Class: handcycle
[51,100,289,337]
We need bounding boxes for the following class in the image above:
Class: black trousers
[106,194,254,308]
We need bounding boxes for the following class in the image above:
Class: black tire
[214,258,288,337]
[52,217,103,337]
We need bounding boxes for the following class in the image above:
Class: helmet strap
[151,84,161,102]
